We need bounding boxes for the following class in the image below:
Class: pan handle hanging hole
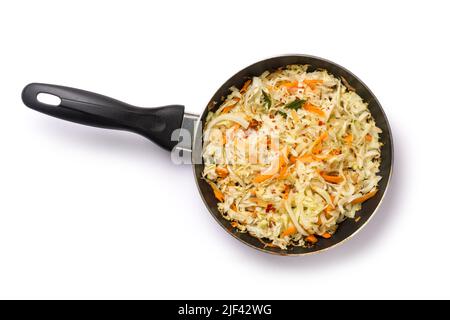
[37,92,61,106]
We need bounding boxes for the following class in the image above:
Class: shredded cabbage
[202,65,382,249]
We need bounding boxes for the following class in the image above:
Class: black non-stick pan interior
[193,55,393,255]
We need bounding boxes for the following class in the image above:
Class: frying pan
[21,55,393,256]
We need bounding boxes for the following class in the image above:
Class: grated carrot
[351,189,378,204]
[277,156,288,179]
[329,194,335,207]
[305,235,318,244]
[303,102,325,117]
[253,174,272,184]
[283,184,291,199]
[281,80,300,93]
[330,149,341,155]
[281,225,297,237]
[344,134,353,145]
[253,155,286,183]
[320,172,344,184]
[298,154,317,163]
[311,131,328,154]
[221,97,240,114]
[209,183,224,202]
[215,167,229,178]
[240,80,252,93]
[317,215,322,225]
[303,79,323,90]
[281,80,299,88]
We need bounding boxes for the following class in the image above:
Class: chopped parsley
[262,90,272,109]
[284,99,307,111]
[277,110,287,118]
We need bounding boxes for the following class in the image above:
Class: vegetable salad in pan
[202,65,381,249]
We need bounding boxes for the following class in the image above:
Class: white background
[0,0,449,299]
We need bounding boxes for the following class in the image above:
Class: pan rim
[191,54,394,256]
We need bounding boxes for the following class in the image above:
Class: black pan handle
[22,83,185,151]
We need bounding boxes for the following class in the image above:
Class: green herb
[277,110,287,118]
[262,90,272,108]
[284,99,307,111]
